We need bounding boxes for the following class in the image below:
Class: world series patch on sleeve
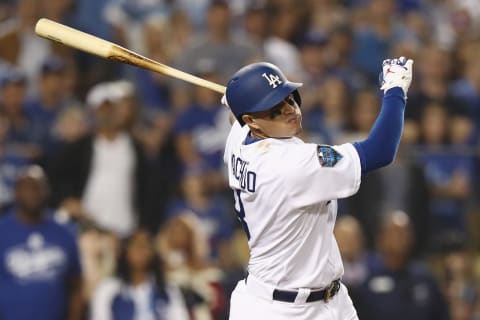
[317,145,343,167]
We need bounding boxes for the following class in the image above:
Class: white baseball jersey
[224,121,361,290]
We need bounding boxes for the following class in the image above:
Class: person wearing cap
[0,67,37,212]
[24,56,71,160]
[174,70,231,191]
[0,165,84,320]
[0,67,41,157]
[47,81,148,238]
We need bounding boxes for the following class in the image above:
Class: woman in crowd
[90,229,189,320]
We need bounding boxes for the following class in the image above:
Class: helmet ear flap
[292,89,302,107]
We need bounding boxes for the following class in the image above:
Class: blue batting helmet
[225,62,303,125]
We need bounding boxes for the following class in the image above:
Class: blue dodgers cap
[0,67,26,87]
[40,56,66,75]
[300,30,328,47]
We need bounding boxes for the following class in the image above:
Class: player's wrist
[383,86,406,98]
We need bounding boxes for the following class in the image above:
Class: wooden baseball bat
[34,18,227,94]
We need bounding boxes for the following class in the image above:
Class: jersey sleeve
[281,142,361,207]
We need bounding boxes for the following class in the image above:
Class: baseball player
[222,57,413,320]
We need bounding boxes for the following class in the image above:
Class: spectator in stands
[334,215,368,305]
[157,213,226,320]
[296,31,328,111]
[449,50,480,136]
[428,0,480,50]
[438,236,479,320]
[174,72,230,189]
[25,56,71,159]
[303,76,349,145]
[168,171,234,260]
[351,0,416,83]
[241,3,268,55]
[108,79,177,232]
[338,88,380,144]
[103,0,169,54]
[132,17,174,112]
[90,229,189,320]
[173,0,258,109]
[78,227,118,301]
[0,0,50,94]
[416,103,474,248]
[0,67,39,159]
[407,44,467,144]
[0,115,30,212]
[325,25,367,92]
[0,165,83,320]
[51,105,88,149]
[48,82,147,237]
[355,211,450,320]
[309,0,348,35]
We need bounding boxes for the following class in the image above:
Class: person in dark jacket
[48,82,147,237]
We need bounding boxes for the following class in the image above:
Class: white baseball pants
[229,276,359,320]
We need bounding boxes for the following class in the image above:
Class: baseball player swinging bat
[34,18,226,94]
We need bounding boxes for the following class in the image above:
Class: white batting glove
[379,56,413,96]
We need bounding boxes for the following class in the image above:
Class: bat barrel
[35,18,227,94]
[35,18,114,58]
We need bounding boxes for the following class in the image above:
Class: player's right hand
[379,56,413,96]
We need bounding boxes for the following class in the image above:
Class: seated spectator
[355,211,449,320]
[449,52,480,135]
[0,165,83,320]
[78,227,118,301]
[325,25,367,92]
[157,213,226,320]
[25,56,70,159]
[0,67,39,159]
[334,215,368,290]
[439,236,479,320]
[90,229,189,320]
[337,88,380,144]
[302,76,349,145]
[415,103,474,247]
[407,45,467,144]
[0,114,30,213]
[167,171,234,260]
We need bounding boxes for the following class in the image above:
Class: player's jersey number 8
[234,189,251,240]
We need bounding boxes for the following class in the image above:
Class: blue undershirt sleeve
[353,87,406,174]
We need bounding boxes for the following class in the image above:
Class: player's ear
[242,114,260,130]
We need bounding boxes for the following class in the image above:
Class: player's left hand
[379,56,413,96]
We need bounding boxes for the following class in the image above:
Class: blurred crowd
[0,0,479,319]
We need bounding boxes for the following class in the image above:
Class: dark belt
[272,279,341,303]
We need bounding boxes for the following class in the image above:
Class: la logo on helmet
[262,73,282,88]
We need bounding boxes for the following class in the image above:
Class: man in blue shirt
[355,211,449,320]
[0,165,83,320]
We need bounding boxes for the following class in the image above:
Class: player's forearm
[353,87,406,173]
